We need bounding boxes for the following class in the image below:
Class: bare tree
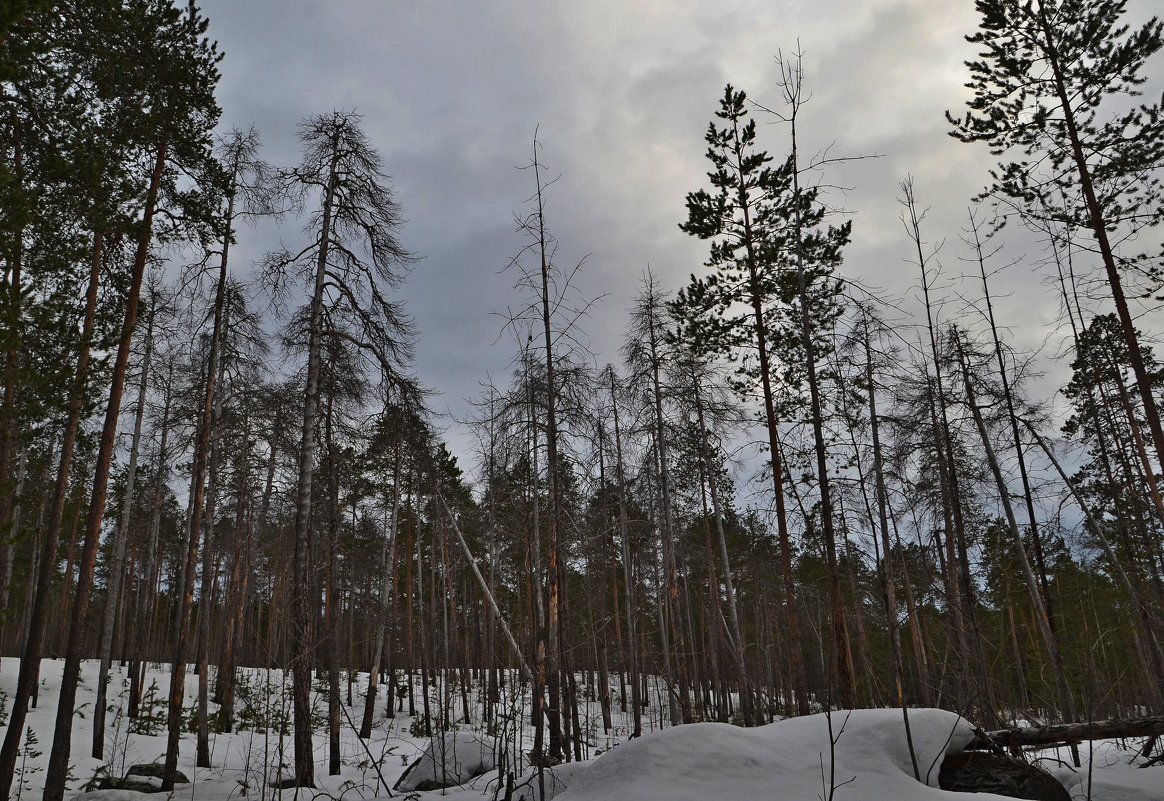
[262,110,416,786]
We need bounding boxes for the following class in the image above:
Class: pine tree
[677,84,809,714]
[262,110,416,787]
[1063,314,1164,588]
[49,0,224,788]
[768,51,855,708]
[624,271,693,723]
[949,0,1164,479]
[0,2,222,796]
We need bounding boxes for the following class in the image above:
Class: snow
[394,730,496,790]
[404,761,590,801]
[1,658,1160,801]
[1076,766,1164,800]
[554,708,975,801]
[1053,740,1164,801]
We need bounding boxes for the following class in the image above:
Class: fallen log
[970,717,1164,751]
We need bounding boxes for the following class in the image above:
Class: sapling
[14,727,42,801]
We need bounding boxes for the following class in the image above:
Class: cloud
[197,0,1162,478]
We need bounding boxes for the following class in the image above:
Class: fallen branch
[969,717,1164,750]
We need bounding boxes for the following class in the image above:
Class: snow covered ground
[0,657,1159,800]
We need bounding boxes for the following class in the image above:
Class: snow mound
[1056,749,1164,801]
[396,730,497,791]
[405,761,591,801]
[1076,769,1164,801]
[557,708,990,801]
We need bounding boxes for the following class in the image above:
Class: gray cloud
[199,0,1162,476]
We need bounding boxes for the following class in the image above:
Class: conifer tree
[768,51,854,707]
[949,0,1164,475]
[1064,314,1164,582]
[678,84,809,714]
[48,0,224,789]
[262,110,416,787]
[625,271,693,723]
[0,1,222,796]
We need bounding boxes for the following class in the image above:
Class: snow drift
[554,708,991,801]
[396,730,497,791]
[406,708,1162,801]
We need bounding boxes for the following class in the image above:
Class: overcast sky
[197,0,1162,480]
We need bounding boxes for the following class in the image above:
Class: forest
[0,1,1162,799]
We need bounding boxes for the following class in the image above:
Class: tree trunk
[93,300,155,758]
[161,142,243,788]
[440,488,532,679]
[863,322,919,778]
[360,433,403,738]
[691,364,750,723]
[0,232,101,800]
[1025,421,1164,704]
[894,513,932,707]
[645,299,694,722]
[44,141,167,801]
[903,179,995,726]
[974,716,1164,750]
[287,128,341,789]
[730,114,807,716]
[788,107,853,709]
[0,446,25,646]
[195,300,229,768]
[609,368,641,737]
[531,140,565,758]
[0,107,25,629]
[324,395,342,776]
[527,369,547,759]
[1037,7,1164,481]
[216,404,253,731]
[954,330,1077,729]
[130,362,174,717]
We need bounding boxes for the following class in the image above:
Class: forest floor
[0,657,1159,800]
